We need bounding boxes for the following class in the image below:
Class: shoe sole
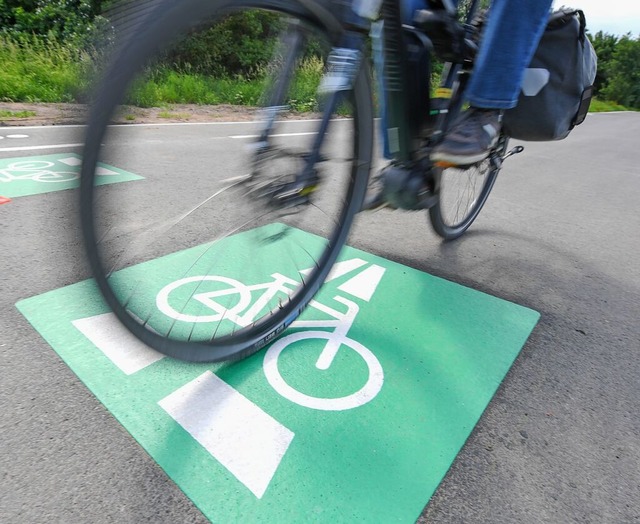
[431,135,499,167]
[431,148,493,166]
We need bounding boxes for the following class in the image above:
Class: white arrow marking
[337,264,386,302]
[300,258,368,281]
[58,156,82,166]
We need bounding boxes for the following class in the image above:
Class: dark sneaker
[431,107,503,165]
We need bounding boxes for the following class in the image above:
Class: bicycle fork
[252,24,367,202]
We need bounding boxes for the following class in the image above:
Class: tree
[163,11,284,78]
[0,0,104,42]
[588,31,618,96]
[601,34,640,109]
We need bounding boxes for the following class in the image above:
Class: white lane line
[72,313,165,375]
[0,118,338,133]
[230,132,317,139]
[0,143,82,152]
[0,118,352,131]
[158,371,294,499]
[6,134,29,139]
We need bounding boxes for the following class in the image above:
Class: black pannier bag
[503,8,597,141]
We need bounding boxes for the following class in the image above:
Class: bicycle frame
[377,0,482,162]
[255,0,484,197]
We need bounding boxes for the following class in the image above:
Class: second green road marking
[17,230,539,522]
[0,153,142,197]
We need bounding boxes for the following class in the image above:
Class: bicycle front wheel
[80,0,373,362]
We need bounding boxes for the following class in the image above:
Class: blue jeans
[374,0,553,155]
[465,0,554,108]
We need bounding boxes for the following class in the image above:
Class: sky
[553,0,640,36]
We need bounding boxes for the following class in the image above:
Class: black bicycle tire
[80,0,373,363]
[428,139,507,240]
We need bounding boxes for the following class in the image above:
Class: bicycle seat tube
[303,2,370,180]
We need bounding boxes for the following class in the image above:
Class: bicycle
[81,0,524,362]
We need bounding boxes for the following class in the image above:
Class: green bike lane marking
[0,153,142,198]
[17,226,539,522]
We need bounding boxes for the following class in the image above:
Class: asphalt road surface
[1,112,638,523]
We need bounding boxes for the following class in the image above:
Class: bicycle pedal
[272,177,319,206]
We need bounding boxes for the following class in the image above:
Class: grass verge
[589,98,633,112]
[0,35,94,103]
[125,57,323,111]
[0,110,37,118]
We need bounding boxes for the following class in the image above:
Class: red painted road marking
[0,196,11,205]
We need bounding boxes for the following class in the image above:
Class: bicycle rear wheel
[80,0,373,362]
[428,138,507,240]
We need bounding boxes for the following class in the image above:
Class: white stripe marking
[158,371,294,499]
[338,264,386,302]
[0,143,82,152]
[72,313,164,375]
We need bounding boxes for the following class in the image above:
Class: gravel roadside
[0,102,315,127]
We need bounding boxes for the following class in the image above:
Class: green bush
[163,11,284,78]
[601,35,640,109]
[588,31,619,96]
[0,0,109,47]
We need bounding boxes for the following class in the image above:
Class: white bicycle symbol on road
[156,266,385,411]
[0,160,78,183]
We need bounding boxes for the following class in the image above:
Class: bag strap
[548,8,587,41]
[576,9,586,42]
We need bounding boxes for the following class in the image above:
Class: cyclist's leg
[465,0,554,109]
[432,0,553,165]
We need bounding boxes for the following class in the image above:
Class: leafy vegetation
[596,34,640,109]
[0,2,638,111]
[0,0,109,47]
[162,10,284,79]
